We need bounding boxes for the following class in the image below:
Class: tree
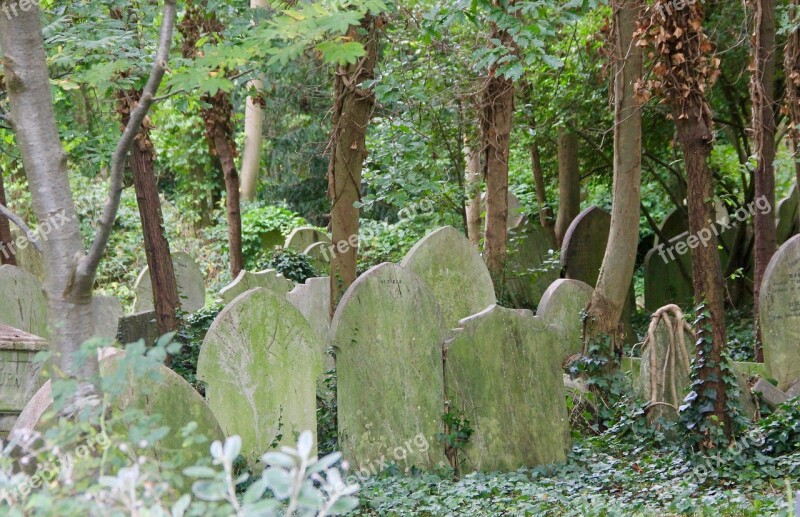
[786,0,800,194]
[554,127,580,246]
[328,14,380,315]
[0,170,15,266]
[584,0,643,346]
[239,0,268,203]
[750,0,778,361]
[641,0,731,435]
[0,0,177,382]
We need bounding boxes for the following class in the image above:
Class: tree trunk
[116,91,180,340]
[555,128,580,246]
[788,0,800,209]
[481,25,514,287]
[239,0,268,202]
[465,146,483,246]
[328,15,379,315]
[751,0,778,362]
[531,126,556,242]
[585,0,643,341]
[0,171,16,266]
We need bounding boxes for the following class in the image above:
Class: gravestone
[644,236,694,312]
[116,311,160,346]
[505,218,560,310]
[332,263,447,471]
[218,269,293,305]
[197,288,322,469]
[303,242,330,275]
[133,251,206,314]
[9,226,45,281]
[12,348,224,465]
[536,279,594,362]
[481,191,525,229]
[400,226,496,329]
[760,234,800,390]
[637,319,693,423]
[286,276,331,349]
[0,265,48,338]
[653,209,688,247]
[445,305,569,472]
[284,227,331,254]
[776,183,799,245]
[92,295,124,340]
[0,325,47,436]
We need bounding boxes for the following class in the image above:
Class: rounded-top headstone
[560,206,610,287]
[505,218,560,310]
[331,263,448,471]
[400,226,496,329]
[218,269,293,305]
[536,279,593,360]
[284,227,331,253]
[0,265,47,338]
[776,183,799,245]
[133,251,206,313]
[760,234,800,389]
[198,287,322,468]
[653,209,688,247]
[303,241,331,274]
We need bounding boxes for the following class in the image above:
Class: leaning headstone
[332,263,448,471]
[133,251,206,313]
[400,226,496,329]
[0,325,47,436]
[776,183,799,245]
[92,295,124,340]
[116,311,160,346]
[218,269,293,305]
[445,305,569,472]
[8,226,45,281]
[0,265,48,338]
[11,348,224,466]
[198,288,322,469]
[760,234,800,390]
[303,242,330,275]
[284,227,331,254]
[505,218,560,310]
[536,279,593,362]
[752,378,789,408]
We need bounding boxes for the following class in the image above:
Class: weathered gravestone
[505,218,560,310]
[400,226,496,329]
[536,279,594,362]
[445,305,570,472]
[218,269,293,305]
[481,191,525,229]
[92,295,124,340]
[303,242,330,275]
[0,325,47,436]
[653,209,688,247]
[11,348,224,466]
[286,276,331,348]
[0,265,48,338]
[116,311,160,346]
[133,251,206,313]
[644,237,694,312]
[8,226,45,281]
[776,183,799,245]
[332,263,448,472]
[284,227,331,254]
[760,234,800,390]
[197,288,322,468]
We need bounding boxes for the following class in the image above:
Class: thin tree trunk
[585,0,643,342]
[531,129,556,242]
[465,145,483,246]
[555,128,580,246]
[751,0,778,361]
[788,0,800,210]
[239,0,267,202]
[328,15,379,315]
[0,171,16,266]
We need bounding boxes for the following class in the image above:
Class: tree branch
[78,0,177,278]
[0,203,41,252]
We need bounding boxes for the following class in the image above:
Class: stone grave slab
[505,218,560,310]
[0,325,46,436]
[218,269,293,305]
[134,251,206,313]
[0,265,48,338]
[536,279,593,362]
[776,183,799,245]
[303,242,331,275]
[92,295,124,340]
[116,311,160,346]
[284,227,331,254]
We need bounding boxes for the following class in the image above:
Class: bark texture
[789,0,800,194]
[465,146,483,247]
[0,171,16,266]
[328,15,379,315]
[239,0,268,202]
[554,129,580,246]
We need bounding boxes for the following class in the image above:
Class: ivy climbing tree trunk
[585,0,643,345]
[642,0,730,436]
[0,170,16,266]
[481,19,514,289]
[239,0,267,203]
[0,0,176,383]
[750,0,778,362]
[179,3,244,278]
[328,14,379,315]
[554,128,580,247]
[787,0,800,200]
[465,145,483,247]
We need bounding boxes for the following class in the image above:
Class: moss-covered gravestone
[218,269,293,305]
[536,279,593,361]
[776,183,799,245]
[303,242,330,275]
[197,288,322,468]
[0,325,47,436]
[653,208,688,247]
[761,234,800,389]
[9,226,45,281]
[0,265,47,338]
[481,191,525,230]
[445,305,570,472]
[134,251,206,313]
[332,263,448,472]
[284,227,330,253]
[400,226,496,329]
[643,236,694,312]
[505,218,560,310]
[286,276,331,348]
